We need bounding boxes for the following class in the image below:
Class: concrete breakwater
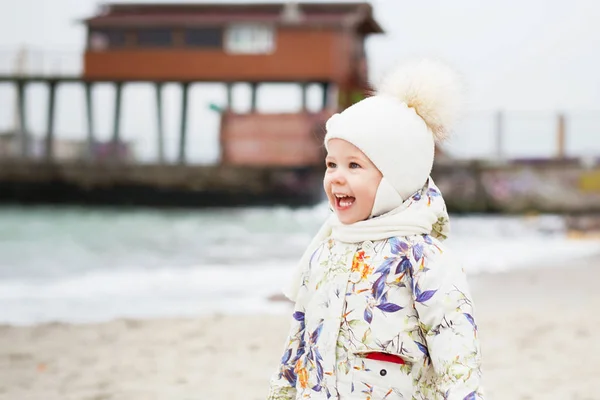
[433,158,600,214]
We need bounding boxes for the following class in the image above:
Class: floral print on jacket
[268,187,484,400]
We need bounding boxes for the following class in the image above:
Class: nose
[330,168,346,185]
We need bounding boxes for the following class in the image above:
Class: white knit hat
[324,59,463,216]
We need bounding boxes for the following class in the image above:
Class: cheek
[357,174,379,196]
[361,175,381,206]
[322,175,330,192]
[322,175,334,200]
[369,178,381,199]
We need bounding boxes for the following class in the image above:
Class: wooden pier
[0,73,330,207]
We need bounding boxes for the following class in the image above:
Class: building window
[89,29,126,50]
[137,29,173,47]
[225,24,275,54]
[184,28,223,48]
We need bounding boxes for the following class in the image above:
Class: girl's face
[323,139,383,224]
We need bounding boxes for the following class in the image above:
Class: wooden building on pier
[82,2,383,166]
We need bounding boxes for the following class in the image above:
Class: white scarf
[283,178,450,302]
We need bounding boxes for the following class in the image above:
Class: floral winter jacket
[267,199,484,399]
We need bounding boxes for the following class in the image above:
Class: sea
[1,205,600,326]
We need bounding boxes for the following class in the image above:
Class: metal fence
[446,111,600,161]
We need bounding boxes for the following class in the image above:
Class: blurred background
[1,1,600,399]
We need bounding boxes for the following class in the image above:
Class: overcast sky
[1,0,599,161]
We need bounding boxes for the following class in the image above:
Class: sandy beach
[2,256,600,400]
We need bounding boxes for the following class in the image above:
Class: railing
[0,48,82,77]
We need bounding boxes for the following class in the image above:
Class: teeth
[339,198,354,207]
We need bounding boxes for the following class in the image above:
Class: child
[267,60,484,400]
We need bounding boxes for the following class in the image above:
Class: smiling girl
[267,59,484,400]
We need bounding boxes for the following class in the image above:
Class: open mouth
[334,194,356,210]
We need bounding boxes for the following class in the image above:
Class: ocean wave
[1,207,599,325]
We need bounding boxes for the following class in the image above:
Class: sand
[2,257,600,400]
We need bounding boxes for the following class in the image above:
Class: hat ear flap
[370,177,404,218]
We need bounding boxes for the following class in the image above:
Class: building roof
[82,2,384,34]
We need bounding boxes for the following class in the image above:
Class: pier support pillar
[112,82,123,161]
[495,110,504,160]
[155,83,165,164]
[320,82,330,110]
[178,82,190,164]
[225,83,233,111]
[301,83,308,112]
[250,82,257,113]
[557,113,566,159]
[84,82,95,161]
[16,81,28,158]
[45,81,57,161]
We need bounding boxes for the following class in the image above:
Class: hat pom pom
[376,59,464,142]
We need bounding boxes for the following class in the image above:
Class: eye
[326,161,337,168]
[349,162,361,169]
